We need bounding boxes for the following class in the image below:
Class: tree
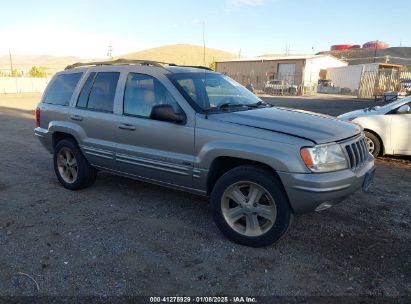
[209,57,216,71]
[10,69,21,77]
[28,66,47,77]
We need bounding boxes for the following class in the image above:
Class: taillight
[35,107,40,128]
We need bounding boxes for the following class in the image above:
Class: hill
[118,44,237,66]
[318,47,411,68]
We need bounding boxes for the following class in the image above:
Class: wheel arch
[52,132,78,150]
[206,156,285,196]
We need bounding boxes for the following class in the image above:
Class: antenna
[202,21,206,66]
[202,20,208,119]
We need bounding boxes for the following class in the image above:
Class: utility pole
[9,49,14,73]
[107,44,113,58]
[373,40,378,63]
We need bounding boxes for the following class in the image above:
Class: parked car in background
[338,97,411,157]
[35,59,375,247]
[264,80,297,95]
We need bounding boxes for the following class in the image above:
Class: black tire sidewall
[53,139,93,190]
[364,131,381,157]
[211,166,291,247]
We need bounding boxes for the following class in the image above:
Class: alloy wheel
[221,182,277,237]
[57,147,78,184]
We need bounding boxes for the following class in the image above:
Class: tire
[53,139,97,190]
[211,165,291,247]
[364,131,381,158]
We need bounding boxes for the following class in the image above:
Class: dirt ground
[0,93,410,298]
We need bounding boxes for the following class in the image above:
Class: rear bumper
[34,127,53,153]
[278,155,375,214]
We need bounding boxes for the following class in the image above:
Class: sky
[0,0,410,58]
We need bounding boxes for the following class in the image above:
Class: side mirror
[397,105,410,114]
[150,104,186,124]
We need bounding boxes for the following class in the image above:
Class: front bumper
[34,127,53,153]
[278,155,375,214]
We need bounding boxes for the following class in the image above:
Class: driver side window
[123,73,181,118]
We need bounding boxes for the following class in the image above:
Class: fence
[225,72,318,96]
[0,77,51,94]
[358,69,411,99]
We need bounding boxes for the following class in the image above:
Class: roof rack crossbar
[64,59,166,70]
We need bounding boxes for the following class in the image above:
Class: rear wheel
[211,165,291,247]
[364,131,381,157]
[54,139,97,190]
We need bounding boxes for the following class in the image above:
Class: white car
[338,97,411,157]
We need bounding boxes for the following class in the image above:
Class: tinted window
[86,72,119,112]
[43,73,83,106]
[124,73,181,118]
[75,72,119,112]
[77,72,96,108]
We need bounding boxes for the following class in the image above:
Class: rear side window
[43,73,83,106]
[76,72,119,112]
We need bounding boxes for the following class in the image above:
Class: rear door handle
[118,123,136,131]
[70,115,83,121]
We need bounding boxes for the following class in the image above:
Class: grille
[345,137,369,170]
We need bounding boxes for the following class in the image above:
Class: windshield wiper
[217,102,245,109]
[205,103,248,113]
[248,101,272,108]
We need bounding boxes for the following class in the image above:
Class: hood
[209,107,361,144]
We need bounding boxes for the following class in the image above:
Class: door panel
[73,71,120,168]
[114,73,194,187]
[390,107,411,155]
[115,117,194,187]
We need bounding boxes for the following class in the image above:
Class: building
[215,55,347,93]
[326,63,406,98]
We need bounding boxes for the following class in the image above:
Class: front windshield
[380,95,411,109]
[168,72,262,111]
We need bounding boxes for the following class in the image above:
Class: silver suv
[35,59,375,247]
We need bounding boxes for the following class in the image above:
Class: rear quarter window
[42,73,83,106]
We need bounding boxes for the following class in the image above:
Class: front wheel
[211,165,291,247]
[364,131,381,158]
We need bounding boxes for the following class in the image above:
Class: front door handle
[118,123,136,131]
[70,114,83,121]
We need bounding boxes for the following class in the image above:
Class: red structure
[331,44,353,51]
[330,44,362,51]
[362,41,389,49]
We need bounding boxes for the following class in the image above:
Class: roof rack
[64,59,214,72]
[168,64,213,71]
[64,59,166,70]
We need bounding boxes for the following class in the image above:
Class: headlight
[300,143,348,173]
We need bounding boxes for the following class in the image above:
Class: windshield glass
[168,72,262,111]
[380,95,411,109]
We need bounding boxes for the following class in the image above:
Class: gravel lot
[0,93,410,298]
